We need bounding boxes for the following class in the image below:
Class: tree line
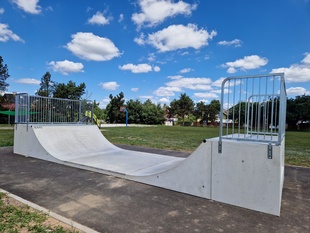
[0,55,309,129]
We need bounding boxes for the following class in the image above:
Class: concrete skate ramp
[14,124,212,199]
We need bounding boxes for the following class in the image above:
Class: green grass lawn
[0,125,309,167]
[101,126,219,152]
[101,126,310,167]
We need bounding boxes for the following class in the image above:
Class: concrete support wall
[210,138,285,216]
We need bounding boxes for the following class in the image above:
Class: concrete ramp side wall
[211,139,285,216]
[128,141,212,199]
[14,124,61,163]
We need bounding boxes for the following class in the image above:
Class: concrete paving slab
[0,146,309,233]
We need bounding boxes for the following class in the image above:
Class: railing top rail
[218,73,286,153]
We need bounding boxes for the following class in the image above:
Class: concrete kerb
[0,188,99,233]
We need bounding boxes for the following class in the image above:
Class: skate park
[2,73,309,232]
[12,74,285,215]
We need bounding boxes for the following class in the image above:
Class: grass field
[0,124,309,167]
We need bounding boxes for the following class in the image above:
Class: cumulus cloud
[166,76,212,91]
[99,81,120,90]
[271,53,310,83]
[13,78,40,85]
[179,68,193,73]
[286,87,309,96]
[132,0,197,28]
[0,23,24,43]
[212,77,226,87]
[139,95,153,99]
[158,97,170,103]
[134,33,146,45]
[218,39,242,47]
[131,88,139,92]
[12,0,41,14]
[65,32,121,61]
[48,60,84,75]
[193,92,219,99]
[153,66,160,72]
[153,75,213,97]
[88,12,110,25]
[153,86,182,96]
[119,63,160,73]
[222,55,268,73]
[135,24,216,52]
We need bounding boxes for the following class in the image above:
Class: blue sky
[1,0,310,107]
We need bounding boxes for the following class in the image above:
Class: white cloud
[65,32,121,61]
[286,87,310,96]
[153,75,213,97]
[132,0,197,28]
[134,33,146,45]
[48,60,84,75]
[218,39,242,47]
[119,63,160,73]
[153,86,182,96]
[139,95,153,99]
[271,53,310,83]
[131,88,139,92]
[194,92,219,99]
[88,12,110,25]
[159,97,170,103]
[147,53,156,62]
[0,8,4,14]
[13,78,40,85]
[138,24,216,52]
[153,65,160,72]
[99,81,120,90]
[223,55,268,73]
[166,76,212,90]
[212,77,226,87]
[179,68,193,73]
[0,23,24,43]
[13,0,41,14]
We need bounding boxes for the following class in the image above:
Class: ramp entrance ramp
[14,74,286,216]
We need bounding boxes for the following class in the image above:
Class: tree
[193,101,208,123]
[208,99,221,123]
[141,99,165,125]
[53,80,86,100]
[105,92,125,123]
[37,72,54,97]
[286,95,310,130]
[169,93,194,126]
[93,100,106,120]
[0,56,10,91]
[126,99,143,124]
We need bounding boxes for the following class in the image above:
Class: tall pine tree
[0,56,10,92]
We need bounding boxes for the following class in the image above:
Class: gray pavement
[0,146,309,233]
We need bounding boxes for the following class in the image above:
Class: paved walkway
[0,146,309,233]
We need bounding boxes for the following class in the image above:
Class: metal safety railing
[218,73,286,153]
[15,94,94,125]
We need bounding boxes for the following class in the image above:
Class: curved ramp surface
[14,124,212,199]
